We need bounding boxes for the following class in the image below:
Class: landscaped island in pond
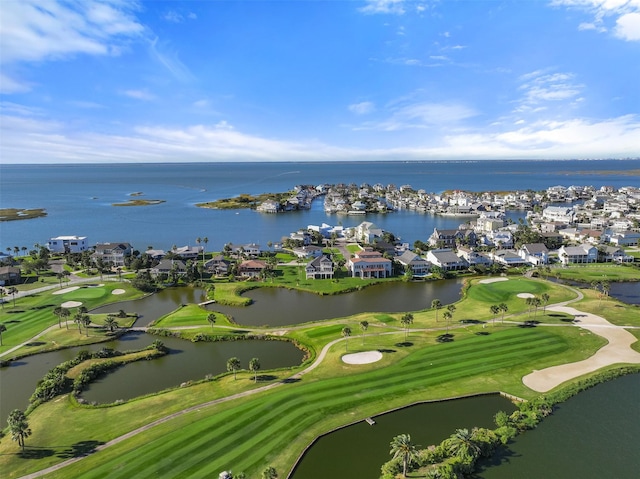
[0,208,47,222]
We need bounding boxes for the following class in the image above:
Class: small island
[196,191,294,210]
[112,199,165,207]
[0,208,47,222]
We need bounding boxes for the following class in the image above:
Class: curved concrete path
[522,303,640,392]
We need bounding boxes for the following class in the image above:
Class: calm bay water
[1,159,637,252]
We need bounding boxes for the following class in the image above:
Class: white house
[396,251,431,276]
[92,242,133,267]
[47,236,89,254]
[518,243,549,266]
[558,244,598,265]
[347,248,392,279]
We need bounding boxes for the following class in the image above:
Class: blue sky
[1,0,639,163]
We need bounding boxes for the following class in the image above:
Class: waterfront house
[457,246,493,267]
[598,246,634,263]
[426,249,468,271]
[396,251,431,277]
[0,266,21,286]
[204,255,232,275]
[352,221,383,244]
[491,249,528,267]
[305,255,335,279]
[558,244,598,265]
[92,242,132,267]
[518,243,549,266]
[47,235,89,254]
[609,231,640,246]
[347,248,392,279]
[238,259,267,278]
[144,249,166,260]
[150,259,187,277]
[292,245,324,259]
[172,245,203,260]
[428,228,460,248]
[542,206,575,223]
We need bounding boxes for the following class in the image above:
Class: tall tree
[0,287,5,309]
[443,311,452,334]
[431,299,442,322]
[389,433,418,478]
[400,313,413,341]
[359,320,369,345]
[8,286,18,308]
[341,326,351,351]
[541,293,550,312]
[490,305,500,326]
[53,306,68,329]
[7,409,31,451]
[207,313,216,331]
[227,357,241,380]
[249,357,261,383]
[0,323,6,346]
[498,303,508,323]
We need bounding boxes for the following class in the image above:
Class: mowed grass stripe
[72,328,568,478]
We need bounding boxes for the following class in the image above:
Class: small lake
[291,394,517,479]
[0,332,303,425]
[81,336,304,404]
[209,279,464,326]
[476,374,640,479]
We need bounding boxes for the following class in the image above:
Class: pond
[291,394,517,479]
[476,374,640,479]
[0,332,304,425]
[208,279,464,326]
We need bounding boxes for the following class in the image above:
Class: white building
[47,236,89,253]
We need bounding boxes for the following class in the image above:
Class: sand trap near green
[112,289,126,295]
[517,293,535,298]
[342,351,383,364]
[61,301,83,308]
[478,277,508,284]
[52,286,80,295]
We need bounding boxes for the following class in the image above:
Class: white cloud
[0,72,32,94]
[615,12,640,39]
[516,70,583,111]
[1,110,638,163]
[359,0,406,15]
[348,101,376,115]
[552,0,640,41]
[0,0,144,64]
[353,101,477,131]
[149,36,193,82]
[121,89,155,101]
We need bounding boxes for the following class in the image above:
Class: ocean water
[0,160,637,252]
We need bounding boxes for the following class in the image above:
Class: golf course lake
[291,393,517,478]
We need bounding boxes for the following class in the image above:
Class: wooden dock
[365,417,376,425]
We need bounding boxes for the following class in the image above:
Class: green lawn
[2,326,597,479]
[548,264,640,282]
[0,276,634,478]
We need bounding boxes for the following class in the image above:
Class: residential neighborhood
[2,184,639,287]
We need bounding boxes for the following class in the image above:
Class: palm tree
[261,466,278,479]
[443,311,452,334]
[104,315,118,332]
[445,428,482,460]
[207,313,216,331]
[400,313,413,341]
[82,315,91,336]
[202,237,209,262]
[0,323,7,346]
[249,357,260,383]
[359,320,369,345]
[389,433,418,478]
[0,287,5,309]
[498,302,508,323]
[490,305,500,326]
[227,357,241,380]
[53,306,68,328]
[7,409,31,451]
[431,299,442,322]
[531,297,542,317]
[341,326,351,351]
[541,293,550,312]
[8,286,18,307]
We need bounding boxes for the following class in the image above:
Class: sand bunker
[52,286,80,295]
[342,351,383,364]
[112,289,126,295]
[61,301,83,308]
[517,293,535,298]
[479,277,508,284]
